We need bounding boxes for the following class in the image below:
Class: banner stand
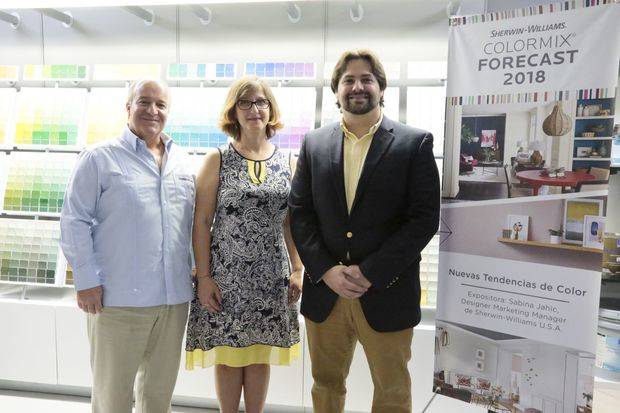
[420,392,439,413]
[433,2,619,413]
[417,390,497,413]
[419,394,503,413]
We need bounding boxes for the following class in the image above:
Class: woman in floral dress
[185,76,302,413]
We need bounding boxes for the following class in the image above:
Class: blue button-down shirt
[60,126,195,307]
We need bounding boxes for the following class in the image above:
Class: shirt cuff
[72,260,102,291]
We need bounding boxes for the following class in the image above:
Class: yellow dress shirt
[341,113,383,213]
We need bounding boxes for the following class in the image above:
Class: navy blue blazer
[289,116,440,332]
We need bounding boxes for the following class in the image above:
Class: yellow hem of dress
[185,342,301,369]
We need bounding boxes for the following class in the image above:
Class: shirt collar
[121,125,173,152]
[340,111,384,141]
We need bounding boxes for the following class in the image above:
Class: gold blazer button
[346,231,353,239]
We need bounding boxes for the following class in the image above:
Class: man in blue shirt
[60,79,195,413]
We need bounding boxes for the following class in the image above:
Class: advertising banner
[434,2,620,412]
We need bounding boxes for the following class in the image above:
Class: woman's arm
[285,155,303,304]
[193,149,222,311]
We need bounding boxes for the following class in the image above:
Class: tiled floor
[593,380,620,413]
[0,382,619,413]
[0,390,217,413]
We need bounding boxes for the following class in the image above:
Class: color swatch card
[0,153,7,210]
[0,89,17,147]
[93,64,161,81]
[13,88,87,147]
[321,87,399,126]
[0,65,19,81]
[323,61,400,80]
[23,64,88,81]
[3,152,77,215]
[165,87,229,149]
[0,218,61,285]
[245,62,315,79]
[271,87,316,151]
[168,63,236,80]
[86,88,128,145]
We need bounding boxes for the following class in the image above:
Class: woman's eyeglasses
[236,99,270,110]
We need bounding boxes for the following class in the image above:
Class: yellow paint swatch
[0,65,18,81]
[0,89,16,145]
[86,88,128,145]
[14,88,86,147]
[23,64,87,81]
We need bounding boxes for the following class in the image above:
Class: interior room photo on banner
[434,2,619,413]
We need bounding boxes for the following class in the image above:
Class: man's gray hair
[126,78,170,105]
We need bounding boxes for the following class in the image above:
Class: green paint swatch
[3,153,76,214]
[24,64,88,80]
[14,88,85,147]
[0,219,59,285]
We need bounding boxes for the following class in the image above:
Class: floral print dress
[185,143,300,368]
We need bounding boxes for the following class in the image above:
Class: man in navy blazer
[289,50,440,413]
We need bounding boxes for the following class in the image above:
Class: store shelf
[572,98,615,173]
[0,280,59,287]
[498,237,603,254]
[0,211,61,219]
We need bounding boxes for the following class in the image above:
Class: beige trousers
[305,298,414,413]
[87,303,189,413]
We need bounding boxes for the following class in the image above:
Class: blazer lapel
[351,119,395,213]
[328,125,348,218]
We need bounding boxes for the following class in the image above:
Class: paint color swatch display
[0,65,18,81]
[168,63,235,80]
[14,88,86,146]
[321,87,399,126]
[271,88,315,151]
[93,64,161,81]
[323,61,400,80]
[3,153,77,214]
[0,89,16,145]
[0,153,7,210]
[245,62,315,79]
[86,88,128,145]
[165,88,229,149]
[23,64,88,81]
[0,218,60,285]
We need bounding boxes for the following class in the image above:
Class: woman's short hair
[219,76,283,140]
[330,49,387,107]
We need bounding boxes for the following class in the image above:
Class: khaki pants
[87,303,189,413]
[306,298,413,413]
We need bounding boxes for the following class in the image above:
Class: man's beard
[341,93,379,115]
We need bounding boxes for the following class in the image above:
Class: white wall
[496,349,515,395]
[505,111,531,162]
[530,344,568,407]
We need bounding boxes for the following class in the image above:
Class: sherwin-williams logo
[490,22,567,38]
